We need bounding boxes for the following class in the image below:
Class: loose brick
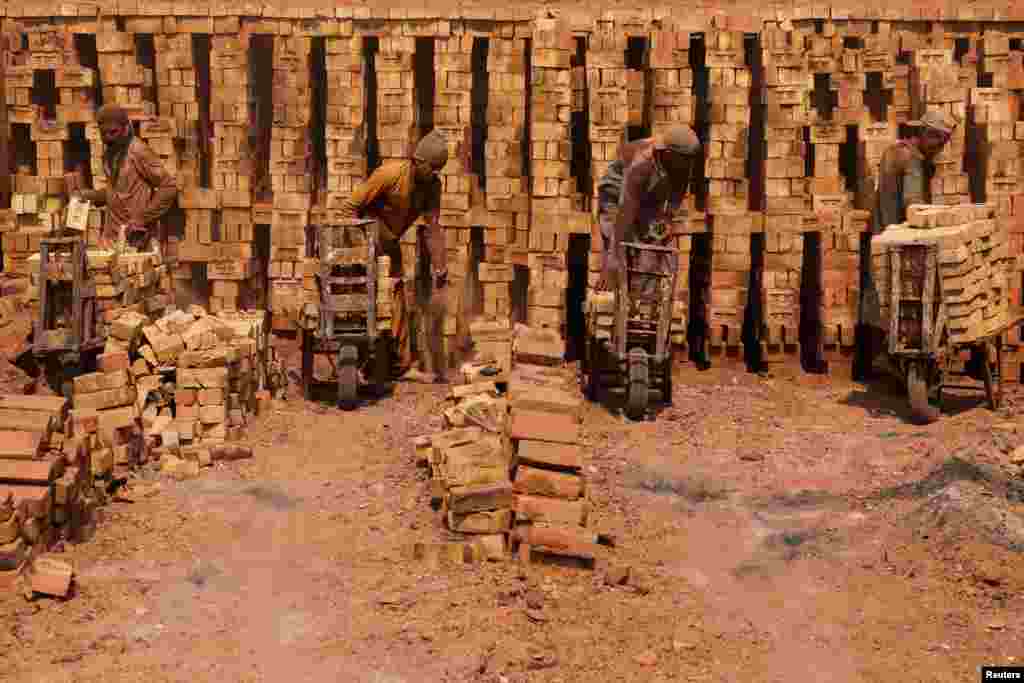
[98,351,132,372]
[29,555,73,597]
[509,410,580,445]
[0,431,43,459]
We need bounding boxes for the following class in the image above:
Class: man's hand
[432,268,448,290]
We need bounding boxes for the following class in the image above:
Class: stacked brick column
[761,24,810,362]
[153,34,198,190]
[648,27,694,351]
[911,48,971,205]
[527,16,575,332]
[267,36,313,328]
[485,36,529,262]
[704,29,752,361]
[323,35,366,202]
[376,35,416,165]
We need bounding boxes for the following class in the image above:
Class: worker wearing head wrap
[594,125,706,365]
[338,129,449,382]
[856,108,960,382]
[71,104,178,251]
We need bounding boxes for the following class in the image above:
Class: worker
[595,125,709,368]
[856,108,959,381]
[70,104,177,251]
[338,129,450,383]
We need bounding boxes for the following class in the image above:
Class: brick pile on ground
[0,394,83,596]
[101,306,271,480]
[412,325,610,569]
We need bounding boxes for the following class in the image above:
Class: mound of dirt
[909,479,1024,553]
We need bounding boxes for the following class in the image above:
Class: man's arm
[134,144,178,225]
[338,164,398,220]
[78,189,108,205]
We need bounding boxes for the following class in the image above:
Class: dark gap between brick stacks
[470,37,490,189]
[565,232,590,362]
[800,231,825,373]
[571,36,592,207]
[689,33,709,212]
[310,37,329,201]
[192,34,213,190]
[745,33,766,213]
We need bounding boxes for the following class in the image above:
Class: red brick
[97,351,131,372]
[0,484,51,519]
[0,431,43,459]
[0,457,64,485]
[509,410,580,445]
[29,555,73,597]
[516,440,583,471]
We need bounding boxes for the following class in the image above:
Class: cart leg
[301,330,314,401]
[371,336,392,397]
[663,349,674,407]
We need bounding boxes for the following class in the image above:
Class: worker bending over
[72,105,178,251]
[595,125,707,367]
[339,129,450,383]
[857,109,959,380]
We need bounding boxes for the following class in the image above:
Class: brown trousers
[383,235,446,376]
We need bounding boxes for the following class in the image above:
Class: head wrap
[414,129,449,167]
[657,125,700,156]
[97,104,130,127]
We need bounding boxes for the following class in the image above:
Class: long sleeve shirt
[872,140,928,235]
[609,138,689,246]
[338,160,445,276]
[86,136,177,239]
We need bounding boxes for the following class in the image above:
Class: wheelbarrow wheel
[337,345,359,411]
[907,361,939,425]
[625,347,649,421]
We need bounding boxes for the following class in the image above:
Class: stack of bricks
[508,326,598,568]
[323,36,367,204]
[528,15,576,334]
[152,34,197,189]
[297,251,393,338]
[119,307,267,453]
[96,30,153,125]
[416,383,512,560]
[705,29,752,361]
[412,325,601,568]
[268,37,314,331]
[649,26,695,349]
[483,36,529,271]
[911,47,971,205]
[69,366,144,484]
[375,35,417,164]
[208,34,260,314]
[433,33,473,360]
[0,395,87,588]
[25,248,172,343]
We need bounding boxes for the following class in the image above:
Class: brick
[0,537,27,572]
[0,431,44,460]
[0,458,64,485]
[0,395,68,416]
[197,388,225,405]
[516,439,584,471]
[508,386,582,420]
[515,494,589,526]
[512,465,584,499]
[447,508,513,534]
[176,388,197,406]
[98,351,132,372]
[446,483,515,515]
[177,368,229,388]
[28,555,73,597]
[509,410,581,445]
[0,408,56,434]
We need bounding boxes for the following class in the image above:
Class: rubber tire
[337,345,359,411]
[907,361,939,425]
[625,348,649,421]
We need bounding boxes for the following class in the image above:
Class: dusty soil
[2,332,1024,683]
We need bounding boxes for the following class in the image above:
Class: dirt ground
[2,328,1024,682]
